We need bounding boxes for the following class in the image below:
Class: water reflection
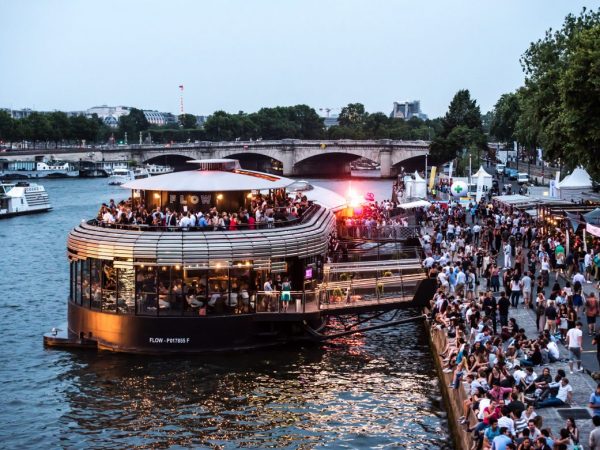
[0,178,449,449]
[56,312,450,449]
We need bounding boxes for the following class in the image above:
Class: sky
[0,1,595,119]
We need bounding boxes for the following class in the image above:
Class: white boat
[0,160,78,179]
[0,181,52,218]
[108,167,150,185]
[144,164,174,176]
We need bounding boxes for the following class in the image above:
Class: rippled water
[0,177,450,449]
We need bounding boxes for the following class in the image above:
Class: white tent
[399,199,431,209]
[403,171,427,199]
[473,166,493,194]
[556,167,593,201]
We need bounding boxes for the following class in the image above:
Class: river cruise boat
[45,159,432,354]
[0,160,78,179]
[108,167,150,185]
[144,164,174,175]
[0,181,52,218]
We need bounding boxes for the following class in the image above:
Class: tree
[338,103,367,128]
[25,112,52,142]
[559,23,600,177]
[118,108,149,139]
[490,92,521,143]
[519,7,600,176]
[430,89,487,163]
[0,110,15,143]
[178,113,197,129]
[47,111,71,143]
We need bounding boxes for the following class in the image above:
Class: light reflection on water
[0,177,450,449]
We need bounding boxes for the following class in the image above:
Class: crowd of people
[423,192,600,449]
[96,191,312,230]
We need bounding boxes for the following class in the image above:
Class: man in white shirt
[566,322,584,373]
[546,340,560,363]
[497,407,515,437]
[573,270,586,286]
[503,242,512,269]
[422,256,435,268]
[535,378,573,408]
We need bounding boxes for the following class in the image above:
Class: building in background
[390,101,428,120]
[86,105,132,128]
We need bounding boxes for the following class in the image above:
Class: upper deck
[68,203,336,265]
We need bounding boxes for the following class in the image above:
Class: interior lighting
[153,193,160,199]
[217,194,223,200]
[175,265,180,270]
[247,193,253,199]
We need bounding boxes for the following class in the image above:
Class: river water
[0,177,450,449]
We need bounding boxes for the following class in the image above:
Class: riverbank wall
[425,315,475,450]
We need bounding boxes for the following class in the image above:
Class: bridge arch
[293,152,379,177]
[143,154,195,171]
[224,152,284,175]
[391,154,427,174]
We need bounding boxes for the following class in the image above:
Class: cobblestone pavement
[505,302,598,445]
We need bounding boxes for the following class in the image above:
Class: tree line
[1,6,598,180]
[488,7,600,179]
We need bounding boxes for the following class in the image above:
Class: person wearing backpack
[586,292,600,337]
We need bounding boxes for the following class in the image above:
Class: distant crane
[319,107,339,117]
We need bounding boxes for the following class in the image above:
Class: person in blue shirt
[491,427,513,450]
[589,383,600,417]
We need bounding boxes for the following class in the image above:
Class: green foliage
[118,107,149,138]
[338,103,367,128]
[498,7,600,177]
[178,113,197,129]
[490,92,521,143]
[429,90,487,164]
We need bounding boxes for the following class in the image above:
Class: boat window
[136,266,157,316]
[208,267,229,314]
[90,259,102,310]
[183,268,208,315]
[101,261,117,313]
[158,266,176,316]
[81,260,90,308]
[229,264,253,313]
[117,268,135,314]
[74,261,81,305]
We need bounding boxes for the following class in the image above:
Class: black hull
[66,303,319,354]
[0,207,52,219]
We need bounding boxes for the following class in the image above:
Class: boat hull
[0,206,52,219]
[66,302,318,354]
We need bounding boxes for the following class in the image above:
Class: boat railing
[337,223,420,241]
[88,204,320,232]
[254,269,425,314]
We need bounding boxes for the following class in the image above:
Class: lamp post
[469,153,472,188]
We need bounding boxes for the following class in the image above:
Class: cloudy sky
[0,1,593,118]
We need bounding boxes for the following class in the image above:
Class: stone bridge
[0,139,429,177]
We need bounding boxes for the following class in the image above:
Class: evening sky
[0,0,594,118]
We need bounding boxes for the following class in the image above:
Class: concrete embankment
[425,316,475,450]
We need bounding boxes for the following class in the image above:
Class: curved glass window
[90,259,102,310]
[101,261,117,312]
[117,268,135,314]
[136,266,157,315]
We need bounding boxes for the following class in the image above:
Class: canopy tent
[556,167,593,201]
[584,208,600,225]
[403,171,427,199]
[399,199,431,209]
[473,166,492,179]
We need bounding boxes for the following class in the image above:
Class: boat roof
[122,160,295,192]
